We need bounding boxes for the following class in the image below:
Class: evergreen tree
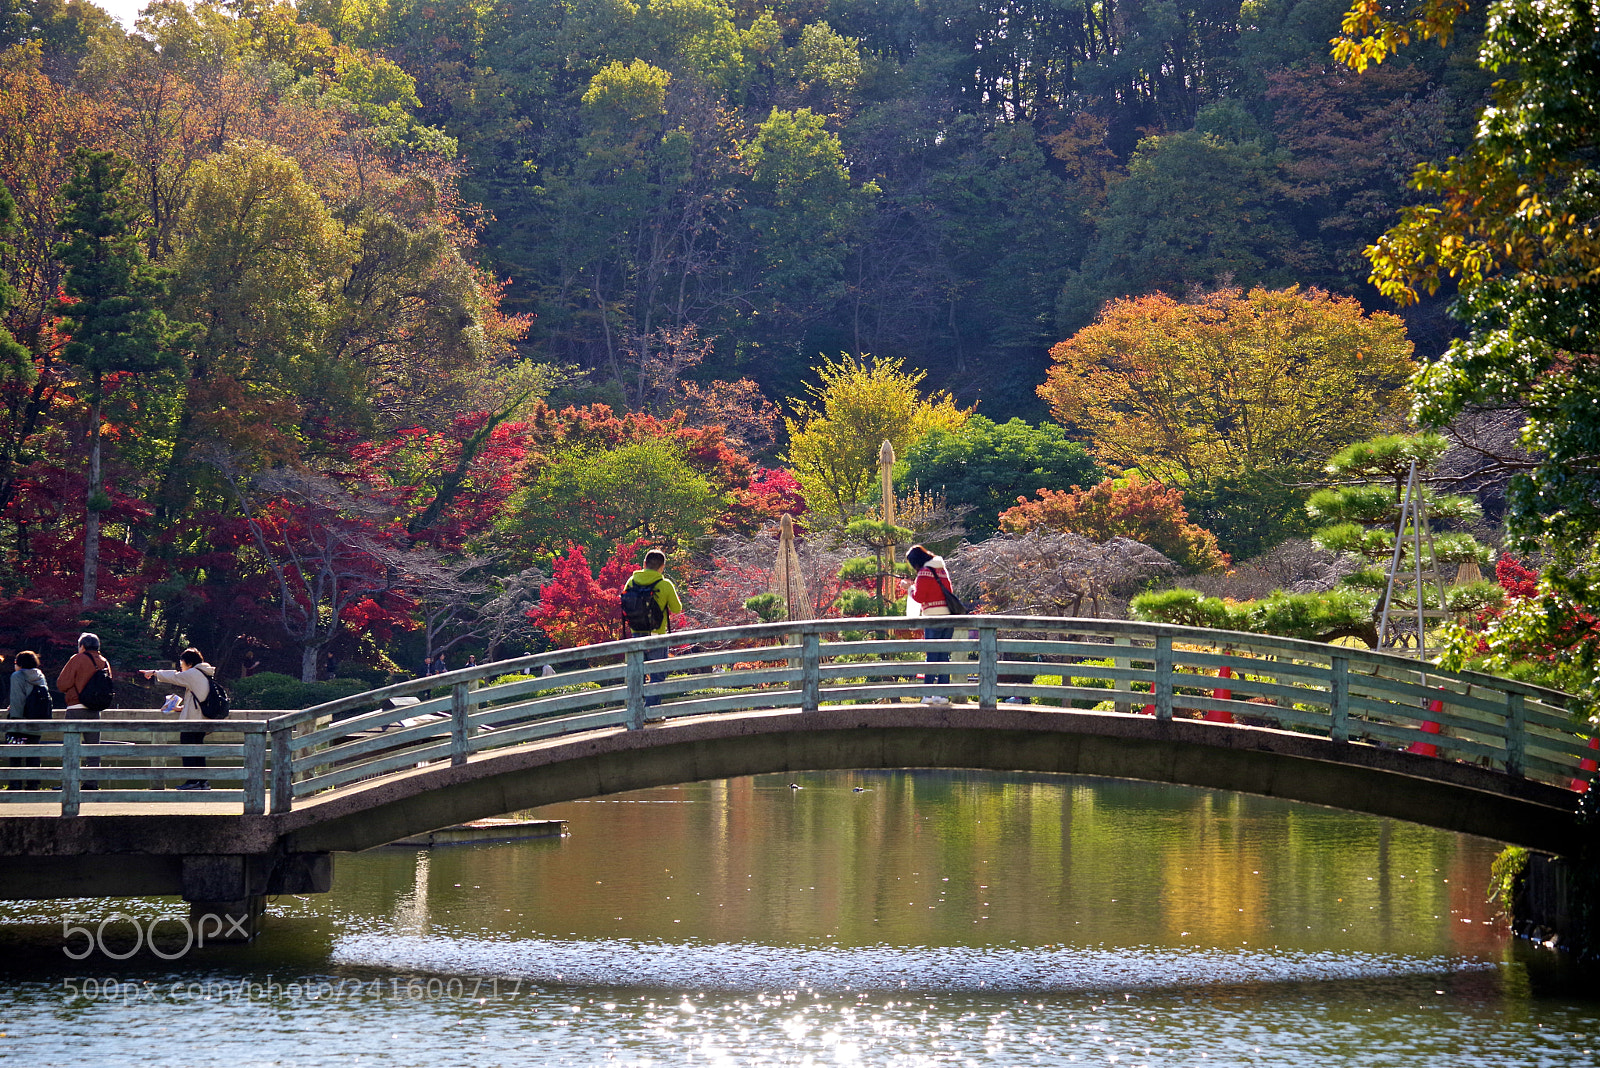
[1133,433,1503,648]
[55,149,180,606]
[1337,0,1600,561]
[835,516,913,617]
[901,416,1099,537]
[0,179,27,380]
[1307,433,1500,646]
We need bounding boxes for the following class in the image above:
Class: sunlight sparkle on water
[0,772,1595,1067]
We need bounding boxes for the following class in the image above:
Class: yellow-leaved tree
[785,353,968,521]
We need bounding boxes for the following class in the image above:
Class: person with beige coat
[141,647,218,791]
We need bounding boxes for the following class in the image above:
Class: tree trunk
[82,372,102,606]
[301,644,319,684]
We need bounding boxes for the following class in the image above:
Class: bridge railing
[0,715,278,816]
[261,616,1591,815]
[3,617,1592,815]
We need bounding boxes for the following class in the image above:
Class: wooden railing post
[243,729,267,815]
[1504,691,1526,778]
[1154,635,1174,721]
[450,682,471,766]
[978,626,999,710]
[625,648,646,730]
[61,727,81,817]
[801,631,820,713]
[1113,635,1132,713]
[270,722,294,814]
[1330,654,1350,743]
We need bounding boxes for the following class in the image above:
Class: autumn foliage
[1476,556,1599,660]
[1039,288,1414,484]
[1,0,1556,681]
[527,540,649,649]
[1000,477,1228,573]
[349,414,536,552]
[1435,555,1600,709]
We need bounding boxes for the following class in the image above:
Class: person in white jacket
[141,647,217,791]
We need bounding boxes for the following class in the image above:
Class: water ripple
[333,932,1493,993]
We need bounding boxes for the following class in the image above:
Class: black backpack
[621,577,666,633]
[22,680,51,719]
[77,660,115,712]
[198,676,230,720]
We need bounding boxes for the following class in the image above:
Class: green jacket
[626,568,683,635]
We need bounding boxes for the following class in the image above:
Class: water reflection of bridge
[1,618,1590,922]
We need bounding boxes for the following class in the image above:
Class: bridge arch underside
[281,706,1580,855]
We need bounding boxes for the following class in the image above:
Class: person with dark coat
[7,650,47,790]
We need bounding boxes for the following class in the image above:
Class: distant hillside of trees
[354,0,1487,417]
[3,0,1541,692]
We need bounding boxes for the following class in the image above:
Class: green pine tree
[0,179,28,382]
[55,149,182,606]
[836,517,914,618]
[1308,433,1501,650]
[1133,433,1503,649]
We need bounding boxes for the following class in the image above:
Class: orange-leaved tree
[1038,287,1414,486]
[999,477,1228,573]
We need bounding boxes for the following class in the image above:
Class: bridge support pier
[187,895,265,942]
[180,856,267,943]
[176,853,332,943]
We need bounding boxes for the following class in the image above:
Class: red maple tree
[528,539,651,648]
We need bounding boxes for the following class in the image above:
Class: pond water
[0,770,1594,1066]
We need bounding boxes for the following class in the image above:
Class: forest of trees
[0,0,1593,709]
[326,0,1489,412]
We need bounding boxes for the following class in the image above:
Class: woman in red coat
[905,544,954,704]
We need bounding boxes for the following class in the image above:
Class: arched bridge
[2,617,1593,910]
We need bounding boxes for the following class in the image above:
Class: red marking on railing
[1204,665,1235,723]
[1572,736,1598,793]
[1407,694,1445,757]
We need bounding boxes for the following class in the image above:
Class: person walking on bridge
[58,632,109,709]
[141,647,218,791]
[623,549,683,709]
[905,544,956,705]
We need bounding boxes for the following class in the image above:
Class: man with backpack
[58,632,113,788]
[58,632,112,710]
[141,647,225,791]
[622,549,683,709]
